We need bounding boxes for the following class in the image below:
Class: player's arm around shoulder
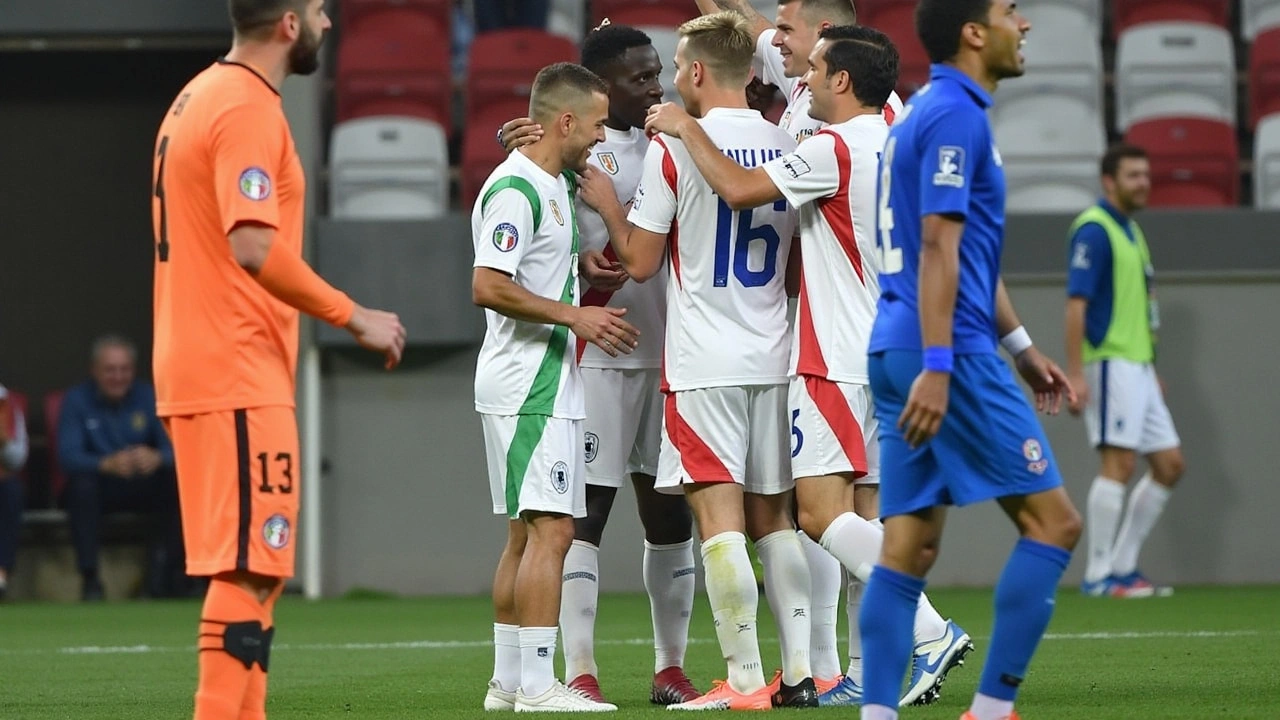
[695,0,773,40]
[578,146,668,283]
[645,103,784,210]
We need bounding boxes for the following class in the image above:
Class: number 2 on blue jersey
[877,136,903,275]
[713,198,787,288]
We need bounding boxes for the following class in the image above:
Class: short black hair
[228,0,305,37]
[581,23,652,76]
[1101,143,1148,177]
[915,0,992,64]
[818,25,899,108]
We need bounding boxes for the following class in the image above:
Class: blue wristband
[922,346,954,373]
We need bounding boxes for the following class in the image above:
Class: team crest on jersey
[584,432,599,463]
[550,461,570,494]
[1023,439,1048,475]
[933,147,966,188]
[597,152,619,175]
[239,167,272,201]
[263,514,291,549]
[550,199,565,226]
[780,153,812,179]
[493,222,519,252]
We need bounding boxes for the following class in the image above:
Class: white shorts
[789,376,880,484]
[582,367,663,488]
[656,384,792,496]
[1084,359,1181,454]
[482,414,587,519]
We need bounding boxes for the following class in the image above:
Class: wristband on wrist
[922,346,954,373]
[1000,326,1033,356]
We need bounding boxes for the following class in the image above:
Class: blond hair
[677,11,756,87]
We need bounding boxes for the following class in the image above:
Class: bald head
[677,11,756,88]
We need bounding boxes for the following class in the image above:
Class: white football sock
[845,574,864,682]
[757,529,813,686]
[519,626,559,698]
[644,539,696,673]
[799,530,842,680]
[968,692,1015,720]
[492,622,521,693]
[1085,476,1126,582]
[701,531,766,694]
[819,512,948,646]
[559,540,599,680]
[861,704,899,720]
[1111,473,1171,576]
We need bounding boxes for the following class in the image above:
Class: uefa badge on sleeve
[239,167,272,201]
[263,514,291,549]
[492,223,519,252]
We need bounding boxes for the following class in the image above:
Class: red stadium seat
[859,0,930,98]
[4,390,29,490]
[1250,28,1280,129]
[340,0,451,34]
[461,102,534,209]
[466,29,578,119]
[1112,0,1230,36]
[335,8,452,130]
[591,0,691,29]
[1125,117,1239,207]
[43,389,67,502]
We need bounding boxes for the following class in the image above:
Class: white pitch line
[1,629,1265,658]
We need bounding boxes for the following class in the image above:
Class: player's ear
[559,111,575,137]
[282,10,301,40]
[834,69,851,94]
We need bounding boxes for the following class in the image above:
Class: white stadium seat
[1242,0,1280,40]
[993,3,1104,127]
[1005,162,1101,213]
[997,96,1106,213]
[1115,21,1236,130]
[1254,115,1280,208]
[1024,0,1102,38]
[329,116,450,220]
[641,26,683,108]
[548,0,586,42]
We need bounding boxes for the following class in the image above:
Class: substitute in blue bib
[858,4,1083,720]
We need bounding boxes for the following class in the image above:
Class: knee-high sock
[559,540,600,680]
[1084,476,1126,582]
[976,538,1071,705]
[799,530,842,679]
[845,574,864,682]
[195,580,270,720]
[701,531,766,694]
[859,565,923,712]
[644,539,696,673]
[239,583,283,720]
[1110,473,1170,576]
[757,529,813,686]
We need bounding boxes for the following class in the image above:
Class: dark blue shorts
[869,350,1063,518]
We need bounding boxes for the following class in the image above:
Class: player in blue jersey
[858,2,1083,720]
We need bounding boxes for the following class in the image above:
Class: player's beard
[288,23,324,76]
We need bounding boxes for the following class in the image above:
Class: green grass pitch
[2,586,1277,719]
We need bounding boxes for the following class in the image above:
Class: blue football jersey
[869,64,1007,355]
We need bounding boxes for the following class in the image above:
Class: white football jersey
[762,114,889,384]
[472,150,584,419]
[755,29,904,144]
[576,125,666,370]
[629,107,798,391]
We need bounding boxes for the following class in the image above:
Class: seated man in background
[0,382,28,601]
[58,335,185,601]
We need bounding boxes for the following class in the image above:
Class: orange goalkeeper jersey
[151,59,307,417]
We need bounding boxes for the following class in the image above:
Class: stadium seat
[997,96,1106,213]
[858,0,930,97]
[1005,170,1102,213]
[641,26,683,108]
[461,102,531,209]
[1253,115,1280,208]
[548,0,587,41]
[43,389,66,502]
[1250,29,1280,129]
[335,8,452,130]
[1242,0,1280,40]
[1112,0,1230,36]
[1125,117,1239,207]
[993,3,1104,126]
[339,0,450,35]
[466,29,578,120]
[329,117,450,220]
[591,0,690,29]
[1114,22,1236,130]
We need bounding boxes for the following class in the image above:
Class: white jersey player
[646,24,976,708]
[581,13,820,710]
[497,23,702,707]
[472,63,629,714]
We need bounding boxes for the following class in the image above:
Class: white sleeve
[627,139,678,235]
[473,186,537,276]
[761,133,841,208]
[755,30,799,97]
